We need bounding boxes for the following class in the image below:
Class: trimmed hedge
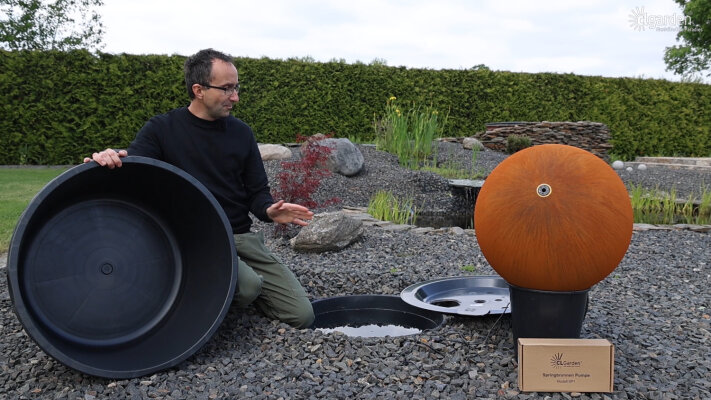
[1,50,710,164]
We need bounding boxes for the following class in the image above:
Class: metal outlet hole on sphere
[537,183,552,197]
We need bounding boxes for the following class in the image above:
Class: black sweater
[127,107,274,234]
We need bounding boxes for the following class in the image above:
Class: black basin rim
[311,295,445,332]
[7,157,238,378]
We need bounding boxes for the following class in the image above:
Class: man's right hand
[83,149,127,169]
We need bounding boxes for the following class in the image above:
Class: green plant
[470,146,484,175]
[629,184,650,222]
[628,184,711,225]
[681,195,696,223]
[460,264,477,273]
[506,134,532,154]
[374,97,447,168]
[662,188,678,224]
[347,134,374,145]
[367,190,417,225]
[422,146,487,180]
[698,188,711,223]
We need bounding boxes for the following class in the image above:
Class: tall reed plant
[423,146,487,179]
[367,190,418,225]
[698,189,711,222]
[628,184,711,225]
[375,97,448,168]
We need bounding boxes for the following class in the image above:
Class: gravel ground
[1,143,710,399]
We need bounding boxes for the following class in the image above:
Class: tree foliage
[664,0,711,77]
[0,0,103,51]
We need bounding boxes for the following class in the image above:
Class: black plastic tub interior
[311,295,445,337]
[7,157,238,379]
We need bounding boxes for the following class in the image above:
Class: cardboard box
[518,338,614,393]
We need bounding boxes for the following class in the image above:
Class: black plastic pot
[509,284,589,351]
[311,295,444,337]
[7,157,238,379]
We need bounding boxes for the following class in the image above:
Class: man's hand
[83,149,127,169]
[266,201,314,226]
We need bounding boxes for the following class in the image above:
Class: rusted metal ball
[474,144,633,291]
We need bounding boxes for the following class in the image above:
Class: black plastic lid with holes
[400,276,511,316]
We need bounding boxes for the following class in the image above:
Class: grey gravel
[2,143,710,399]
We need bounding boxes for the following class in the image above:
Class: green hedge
[1,50,710,164]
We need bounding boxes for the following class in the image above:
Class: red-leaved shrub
[271,134,340,236]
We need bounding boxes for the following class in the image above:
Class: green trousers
[233,232,314,328]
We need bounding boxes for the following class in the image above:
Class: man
[84,48,315,328]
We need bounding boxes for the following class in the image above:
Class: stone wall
[476,121,612,159]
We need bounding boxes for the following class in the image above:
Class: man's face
[202,59,240,120]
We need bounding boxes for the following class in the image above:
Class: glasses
[202,83,240,96]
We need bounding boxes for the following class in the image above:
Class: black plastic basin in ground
[311,295,444,337]
[7,157,238,379]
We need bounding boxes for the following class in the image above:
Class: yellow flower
[389,96,397,101]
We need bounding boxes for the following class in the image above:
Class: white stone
[612,160,624,169]
[637,164,647,171]
[258,144,292,161]
[626,167,633,172]
[462,137,485,151]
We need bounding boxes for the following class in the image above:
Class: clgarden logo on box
[550,352,582,369]
[628,6,692,32]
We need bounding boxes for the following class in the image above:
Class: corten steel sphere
[474,144,633,291]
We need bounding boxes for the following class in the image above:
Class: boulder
[259,144,292,161]
[290,211,364,252]
[318,138,364,176]
[462,137,485,151]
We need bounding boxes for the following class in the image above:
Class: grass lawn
[0,168,68,252]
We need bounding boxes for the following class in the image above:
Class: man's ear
[191,84,204,99]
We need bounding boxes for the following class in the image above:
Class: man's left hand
[267,201,314,226]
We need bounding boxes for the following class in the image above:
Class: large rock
[259,144,292,161]
[318,138,364,176]
[462,137,485,151]
[290,211,364,252]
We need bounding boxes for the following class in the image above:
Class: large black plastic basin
[7,157,238,378]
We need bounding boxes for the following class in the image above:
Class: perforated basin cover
[400,276,511,316]
[7,157,238,379]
